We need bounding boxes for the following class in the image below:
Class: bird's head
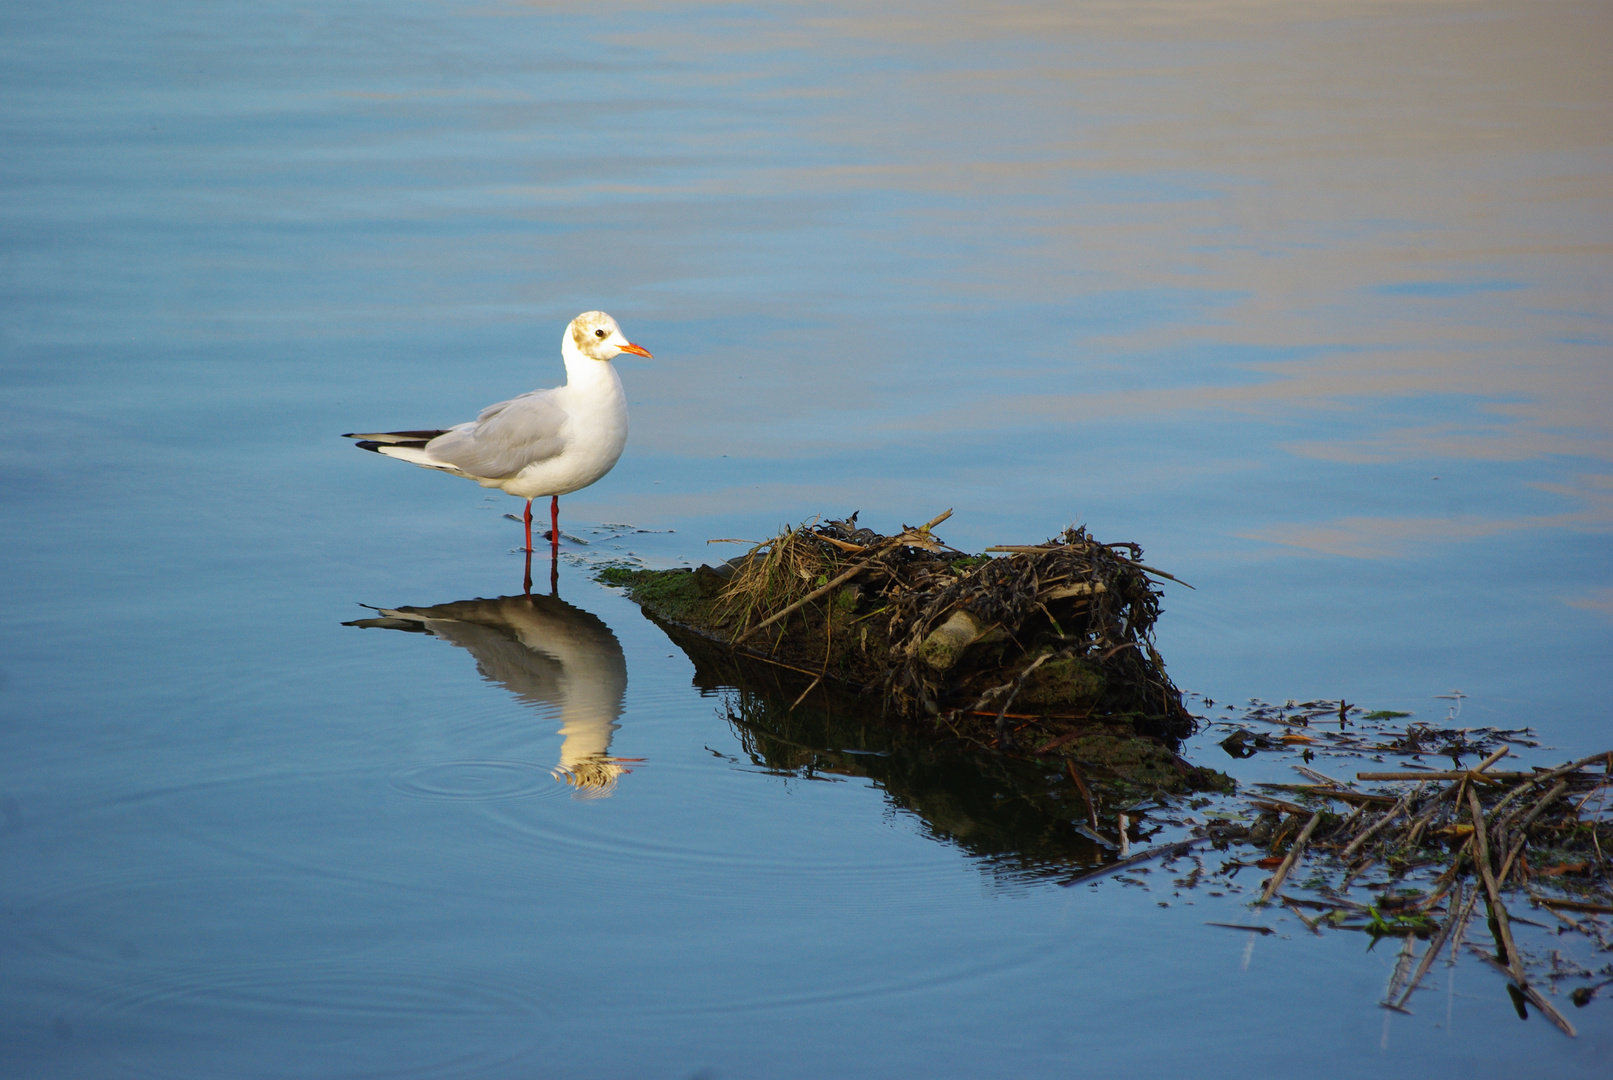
[569,311,652,362]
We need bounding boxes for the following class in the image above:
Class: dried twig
[1517,780,1571,833]
[1059,838,1214,887]
[1249,796,1309,816]
[1416,838,1475,911]
[1284,898,1324,935]
[1468,785,1524,979]
[1260,811,1322,905]
[733,556,883,643]
[1256,784,1394,806]
[1496,832,1531,888]
[1465,945,1577,1037]
[1340,782,1424,861]
[1531,896,1613,916]
[1294,765,1353,788]
[1067,760,1100,834]
[1357,771,1534,781]
[1530,751,1613,787]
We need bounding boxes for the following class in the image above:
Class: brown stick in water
[1465,945,1577,1037]
[1059,837,1214,887]
[1468,785,1525,981]
[1067,760,1099,834]
[1260,811,1322,905]
[1340,782,1425,861]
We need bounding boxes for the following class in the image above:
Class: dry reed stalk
[1260,811,1322,905]
[1466,945,1577,1037]
[1468,784,1524,979]
[1340,782,1425,861]
[728,510,955,644]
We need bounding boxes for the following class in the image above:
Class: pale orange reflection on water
[572,0,1611,579]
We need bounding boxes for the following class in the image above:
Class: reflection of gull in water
[345,594,634,798]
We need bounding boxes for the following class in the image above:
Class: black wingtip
[354,440,385,454]
[342,429,447,447]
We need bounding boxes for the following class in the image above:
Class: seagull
[344,311,651,555]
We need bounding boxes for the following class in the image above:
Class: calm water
[3,1,1610,1076]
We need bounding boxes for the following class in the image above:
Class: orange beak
[617,342,653,359]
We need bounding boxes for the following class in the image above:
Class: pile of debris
[1070,703,1613,1037]
[603,509,1202,755]
[1242,748,1612,1033]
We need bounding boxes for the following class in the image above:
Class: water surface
[2,1,1610,1076]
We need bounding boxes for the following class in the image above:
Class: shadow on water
[665,615,1131,882]
[344,591,636,798]
[716,682,1116,885]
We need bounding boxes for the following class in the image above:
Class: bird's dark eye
[595,328,607,338]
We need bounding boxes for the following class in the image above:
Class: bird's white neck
[560,333,619,394]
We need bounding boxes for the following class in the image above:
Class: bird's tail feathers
[367,443,464,473]
[343,429,460,466]
[343,429,447,446]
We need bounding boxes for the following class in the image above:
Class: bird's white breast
[500,362,628,499]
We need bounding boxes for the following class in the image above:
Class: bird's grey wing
[422,392,569,480]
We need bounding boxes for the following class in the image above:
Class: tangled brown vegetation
[609,510,1200,753]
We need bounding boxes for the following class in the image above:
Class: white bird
[344,311,651,554]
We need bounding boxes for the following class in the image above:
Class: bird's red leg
[523,499,534,553]
[550,495,561,556]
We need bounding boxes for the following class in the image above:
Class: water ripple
[12,870,418,969]
[70,964,551,1080]
[390,760,565,803]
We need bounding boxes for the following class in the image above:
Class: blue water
[3,1,1611,1076]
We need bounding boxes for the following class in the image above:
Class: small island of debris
[599,510,1230,797]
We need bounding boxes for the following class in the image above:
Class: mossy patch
[597,566,724,630]
[1016,656,1106,708]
